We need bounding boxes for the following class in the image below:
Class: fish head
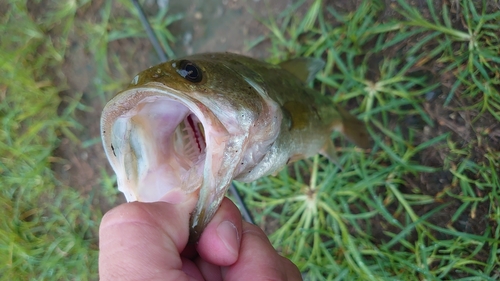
[100,53,282,240]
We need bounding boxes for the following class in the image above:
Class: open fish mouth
[101,87,227,204]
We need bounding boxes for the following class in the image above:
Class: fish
[100,52,370,241]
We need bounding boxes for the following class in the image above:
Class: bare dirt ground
[53,0,499,251]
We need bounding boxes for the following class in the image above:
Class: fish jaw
[100,84,230,205]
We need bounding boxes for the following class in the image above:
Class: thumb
[98,196,197,281]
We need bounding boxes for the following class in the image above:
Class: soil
[52,0,499,267]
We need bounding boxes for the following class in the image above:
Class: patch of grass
[237,0,500,279]
[0,0,180,279]
[0,1,99,279]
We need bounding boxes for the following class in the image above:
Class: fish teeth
[172,113,206,170]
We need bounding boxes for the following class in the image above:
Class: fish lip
[100,82,230,203]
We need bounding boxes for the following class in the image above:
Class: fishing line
[229,183,255,224]
[130,0,255,225]
[131,0,168,62]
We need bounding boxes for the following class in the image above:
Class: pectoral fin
[320,140,343,170]
[279,58,325,83]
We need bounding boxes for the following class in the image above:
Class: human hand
[99,196,302,281]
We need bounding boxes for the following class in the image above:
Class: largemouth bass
[100,52,369,241]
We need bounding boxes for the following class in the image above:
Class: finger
[196,197,243,266]
[99,197,198,281]
[222,222,302,281]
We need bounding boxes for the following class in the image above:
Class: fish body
[100,52,369,240]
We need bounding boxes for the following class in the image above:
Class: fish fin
[320,140,343,170]
[288,154,306,164]
[279,58,325,83]
[336,106,371,149]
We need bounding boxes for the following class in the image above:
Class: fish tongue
[138,162,182,202]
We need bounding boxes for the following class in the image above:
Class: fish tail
[336,106,371,149]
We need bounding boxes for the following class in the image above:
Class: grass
[0,0,180,280]
[1,0,499,280]
[240,0,500,279]
[0,1,98,279]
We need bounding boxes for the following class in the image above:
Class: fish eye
[177,60,202,83]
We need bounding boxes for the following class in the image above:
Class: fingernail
[217,221,239,256]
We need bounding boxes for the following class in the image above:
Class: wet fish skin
[100,52,369,241]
